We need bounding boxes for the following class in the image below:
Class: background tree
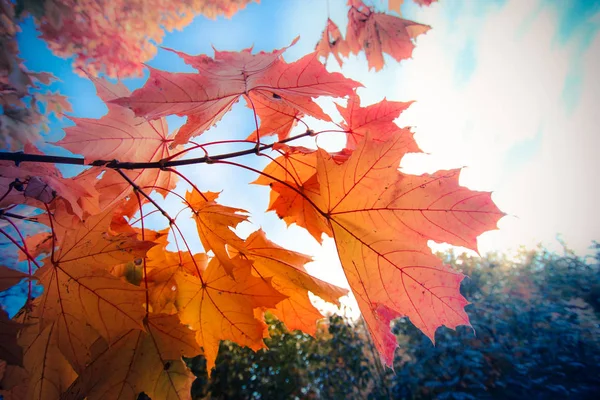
[181,248,600,399]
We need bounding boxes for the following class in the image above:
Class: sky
[12,0,600,315]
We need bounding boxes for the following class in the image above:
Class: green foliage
[185,247,600,399]
[390,246,600,399]
[186,313,380,399]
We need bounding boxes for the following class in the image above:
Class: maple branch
[0,151,86,166]
[0,130,317,169]
[0,210,40,223]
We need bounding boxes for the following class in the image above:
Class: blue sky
[11,0,600,314]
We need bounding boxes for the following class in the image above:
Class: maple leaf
[0,309,23,366]
[232,229,348,335]
[0,265,29,292]
[33,206,155,371]
[176,258,286,372]
[245,92,303,141]
[345,0,430,71]
[62,314,200,400]
[186,190,248,275]
[336,92,417,149]
[144,233,209,314]
[57,75,178,215]
[388,0,404,13]
[304,134,504,364]
[17,232,52,262]
[253,144,349,243]
[113,38,361,145]
[316,18,349,67]
[0,361,28,400]
[13,308,78,400]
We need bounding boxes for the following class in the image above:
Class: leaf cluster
[0,0,507,399]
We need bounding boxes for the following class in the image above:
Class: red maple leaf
[113,38,361,145]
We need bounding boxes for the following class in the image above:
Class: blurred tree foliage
[184,245,600,399]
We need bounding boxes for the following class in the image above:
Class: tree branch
[0,130,316,170]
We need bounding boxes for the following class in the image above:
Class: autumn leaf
[17,232,52,262]
[57,75,178,215]
[176,258,286,372]
[13,308,78,400]
[114,38,361,145]
[316,18,348,67]
[388,0,404,13]
[0,309,23,366]
[33,206,155,363]
[186,190,248,275]
[0,361,28,400]
[253,144,351,243]
[336,92,417,149]
[62,314,200,400]
[233,229,348,335]
[345,0,430,71]
[0,0,507,394]
[305,133,504,364]
[0,265,29,292]
[144,233,208,314]
[245,92,303,141]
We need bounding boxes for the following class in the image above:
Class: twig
[0,129,318,170]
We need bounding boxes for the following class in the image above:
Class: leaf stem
[0,227,42,270]
[133,190,150,314]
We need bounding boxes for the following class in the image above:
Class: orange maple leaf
[304,133,504,364]
[62,314,201,400]
[0,265,29,292]
[176,258,286,372]
[253,144,349,243]
[388,0,404,13]
[11,308,78,400]
[0,360,28,400]
[114,38,361,145]
[186,190,248,275]
[0,309,23,366]
[144,232,208,314]
[17,232,52,262]
[33,206,155,368]
[232,229,348,335]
